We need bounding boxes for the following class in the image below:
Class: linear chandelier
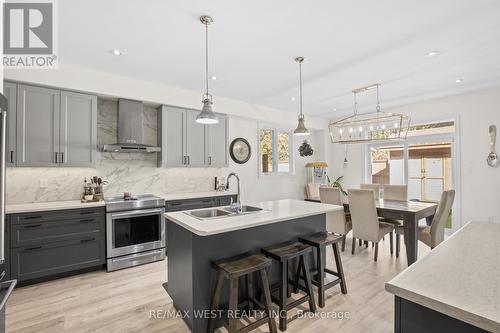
[328,84,410,144]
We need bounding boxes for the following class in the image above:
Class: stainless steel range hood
[102,99,161,153]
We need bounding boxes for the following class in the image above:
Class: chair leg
[364,241,368,248]
[352,237,356,254]
[301,254,317,313]
[279,261,288,332]
[359,239,362,246]
[333,243,347,294]
[396,234,400,258]
[316,247,325,308]
[341,235,346,252]
[389,231,394,256]
[228,277,239,333]
[374,242,379,262]
[259,269,278,333]
[208,271,225,333]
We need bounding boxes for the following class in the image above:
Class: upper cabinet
[3,82,17,167]
[158,105,228,168]
[15,83,97,167]
[60,91,97,167]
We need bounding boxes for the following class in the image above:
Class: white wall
[327,87,500,224]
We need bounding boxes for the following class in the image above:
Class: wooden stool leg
[316,246,325,308]
[293,259,300,294]
[389,231,394,255]
[341,235,346,252]
[286,260,292,298]
[208,271,225,333]
[396,234,400,258]
[259,269,278,333]
[279,261,288,332]
[374,242,379,262]
[228,277,239,333]
[246,274,254,311]
[332,243,347,294]
[359,239,362,246]
[300,254,317,313]
[352,237,356,254]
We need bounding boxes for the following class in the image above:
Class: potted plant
[326,175,347,196]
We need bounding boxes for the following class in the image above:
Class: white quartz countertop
[164,198,343,236]
[158,190,236,201]
[6,200,105,214]
[385,221,500,332]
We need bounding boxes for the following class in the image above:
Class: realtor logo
[3,0,58,68]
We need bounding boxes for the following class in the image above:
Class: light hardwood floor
[6,237,430,333]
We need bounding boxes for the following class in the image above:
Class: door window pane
[260,129,274,173]
[370,145,404,185]
[277,132,290,173]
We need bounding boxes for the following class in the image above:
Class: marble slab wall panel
[6,99,224,204]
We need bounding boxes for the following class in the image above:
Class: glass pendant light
[293,57,310,136]
[196,15,219,124]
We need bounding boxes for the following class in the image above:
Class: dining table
[306,197,438,265]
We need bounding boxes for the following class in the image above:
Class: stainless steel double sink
[185,205,265,220]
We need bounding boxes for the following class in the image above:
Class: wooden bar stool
[298,232,348,308]
[261,241,316,332]
[208,253,277,333]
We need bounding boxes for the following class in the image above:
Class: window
[259,127,293,175]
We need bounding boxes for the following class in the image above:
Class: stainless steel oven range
[105,194,165,272]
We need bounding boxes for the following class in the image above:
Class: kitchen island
[386,221,500,333]
[164,199,342,333]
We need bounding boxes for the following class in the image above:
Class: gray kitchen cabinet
[158,105,227,167]
[16,84,60,166]
[158,105,186,167]
[9,207,106,285]
[185,109,207,167]
[14,83,97,167]
[206,114,228,167]
[3,82,17,167]
[60,91,97,167]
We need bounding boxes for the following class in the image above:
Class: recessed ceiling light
[210,76,217,81]
[110,49,122,56]
[290,97,296,101]
[425,50,439,58]
[455,78,463,83]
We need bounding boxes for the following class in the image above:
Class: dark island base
[166,214,326,333]
[394,296,489,333]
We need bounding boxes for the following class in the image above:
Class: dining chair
[383,185,408,201]
[348,189,394,261]
[360,184,381,199]
[320,187,351,251]
[395,190,455,257]
[306,183,321,200]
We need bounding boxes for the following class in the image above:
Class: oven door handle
[110,208,164,219]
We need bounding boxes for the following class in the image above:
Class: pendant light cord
[205,22,209,99]
[299,60,303,117]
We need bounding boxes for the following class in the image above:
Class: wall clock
[229,138,251,164]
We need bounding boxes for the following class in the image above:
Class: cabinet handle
[54,152,58,163]
[24,246,42,252]
[10,151,14,163]
[23,224,42,228]
[61,152,64,164]
[81,238,95,243]
[23,215,42,220]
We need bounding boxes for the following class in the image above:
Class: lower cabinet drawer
[11,217,104,248]
[11,237,105,282]
[165,198,218,212]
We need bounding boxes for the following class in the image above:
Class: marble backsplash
[6,99,224,204]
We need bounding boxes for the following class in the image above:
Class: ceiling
[59,0,500,118]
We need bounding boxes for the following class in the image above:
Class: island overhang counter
[164,199,343,332]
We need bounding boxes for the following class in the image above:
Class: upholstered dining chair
[360,184,381,199]
[319,187,351,251]
[383,185,408,201]
[306,183,321,201]
[348,189,394,261]
[395,190,455,257]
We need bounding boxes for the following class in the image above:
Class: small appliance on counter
[82,176,108,202]
[105,193,166,272]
